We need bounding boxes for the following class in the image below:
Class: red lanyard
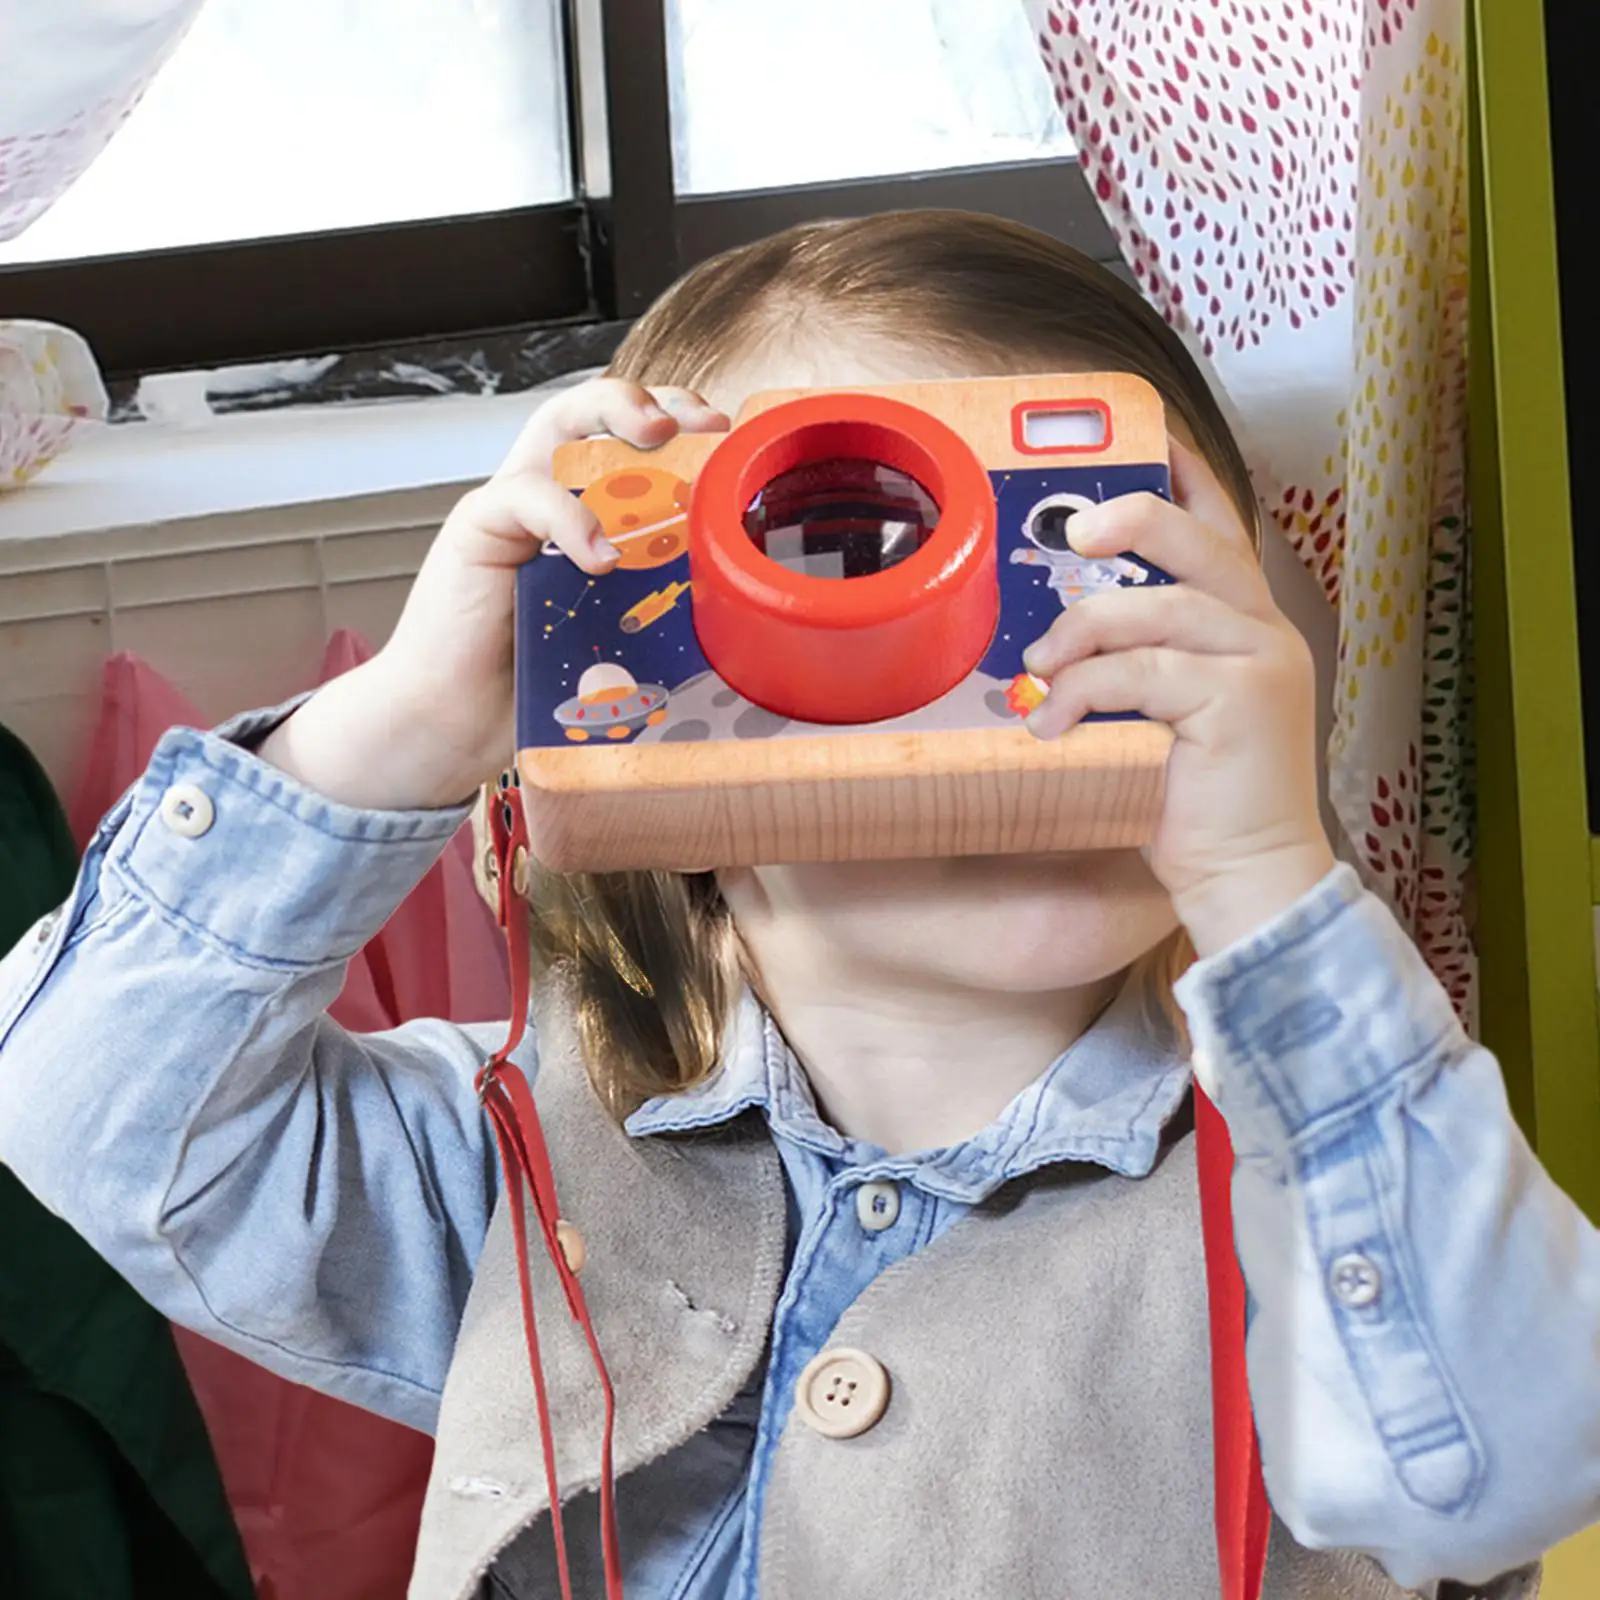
[480,779,623,1600]
[481,777,1266,1600]
[1195,1084,1273,1600]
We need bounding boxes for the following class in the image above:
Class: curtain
[1023,0,1474,1019]
[0,0,204,242]
[0,1,200,487]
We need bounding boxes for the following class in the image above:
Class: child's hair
[512,210,1256,1117]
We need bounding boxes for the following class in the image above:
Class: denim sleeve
[1176,864,1600,1590]
[0,712,511,1434]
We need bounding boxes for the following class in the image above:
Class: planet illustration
[554,662,671,742]
[580,468,693,571]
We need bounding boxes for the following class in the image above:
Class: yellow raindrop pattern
[1328,26,1474,1015]
[1337,32,1465,709]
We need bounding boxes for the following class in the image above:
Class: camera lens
[692,394,995,724]
[743,459,939,580]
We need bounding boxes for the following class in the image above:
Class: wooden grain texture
[551,372,1169,486]
[742,371,1168,470]
[519,720,1173,870]
[553,429,721,487]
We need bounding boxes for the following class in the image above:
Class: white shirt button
[1329,1252,1382,1309]
[33,911,60,947]
[793,1347,891,1439]
[855,1180,901,1233]
[159,783,215,839]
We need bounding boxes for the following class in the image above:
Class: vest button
[556,1219,586,1275]
[794,1347,891,1439]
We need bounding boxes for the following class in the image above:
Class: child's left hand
[1021,439,1336,958]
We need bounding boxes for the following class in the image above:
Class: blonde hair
[508,211,1246,1115]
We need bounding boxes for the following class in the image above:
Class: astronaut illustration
[1009,491,1152,606]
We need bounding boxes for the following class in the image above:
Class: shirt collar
[625,977,1193,1205]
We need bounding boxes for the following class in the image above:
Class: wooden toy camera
[517,373,1177,871]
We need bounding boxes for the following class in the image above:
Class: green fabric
[0,723,253,1600]
[0,723,78,956]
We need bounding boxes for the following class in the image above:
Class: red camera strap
[481,782,1265,1600]
[479,783,624,1600]
[1195,1084,1273,1600]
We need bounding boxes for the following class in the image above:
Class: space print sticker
[515,455,1171,752]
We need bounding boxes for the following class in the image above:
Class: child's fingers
[1168,436,1254,552]
[646,385,732,433]
[1022,585,1267,680]
[1024,645,1217,741]
[500,378,669,476]
[499,378,728,477]
[448,472,615,573]
[1062,492,1270,618]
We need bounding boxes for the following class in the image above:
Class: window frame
[0,0,1120,389]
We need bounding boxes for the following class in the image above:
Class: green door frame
[1470,0,1600,1219]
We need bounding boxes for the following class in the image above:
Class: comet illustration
[619,580,691,634]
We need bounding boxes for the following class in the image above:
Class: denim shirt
[0,714,1595,1594]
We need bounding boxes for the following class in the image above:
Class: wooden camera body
[517,372,1176,871]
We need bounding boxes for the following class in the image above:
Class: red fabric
[71,641,510,1600]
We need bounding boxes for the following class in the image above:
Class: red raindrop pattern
[1028,0,1474,1020]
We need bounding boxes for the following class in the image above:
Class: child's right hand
[258,379,729,811]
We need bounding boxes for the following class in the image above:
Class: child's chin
[944,847,1162,893]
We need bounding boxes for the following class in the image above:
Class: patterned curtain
[1022,0,1474,1020]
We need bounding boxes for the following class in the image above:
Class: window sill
[0,384,570,552]
[0,383,580,797]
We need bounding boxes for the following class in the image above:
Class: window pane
[0,0,572,266]
[666,0,1075,196]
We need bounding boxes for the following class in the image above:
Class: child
[0,213,1592,1600]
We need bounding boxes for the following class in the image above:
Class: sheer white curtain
[0,2,200,485]
[0,1,204,241]
[1021,0,1474,1018]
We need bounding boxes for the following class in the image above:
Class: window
[0,0,1109,390]
[666,0,1073,194]
[0,0,572,264]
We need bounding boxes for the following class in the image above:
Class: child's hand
[259,380,729,811]
[1021,440,1336,957]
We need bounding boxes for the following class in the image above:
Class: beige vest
[409,983,1537,1600]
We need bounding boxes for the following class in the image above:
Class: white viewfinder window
[1018,407,1108,450]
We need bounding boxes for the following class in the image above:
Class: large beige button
[794,1347,890,1439]
[159,783,215,839]
[555,1219,586,1275]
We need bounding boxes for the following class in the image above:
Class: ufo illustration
[555,661,671,742]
